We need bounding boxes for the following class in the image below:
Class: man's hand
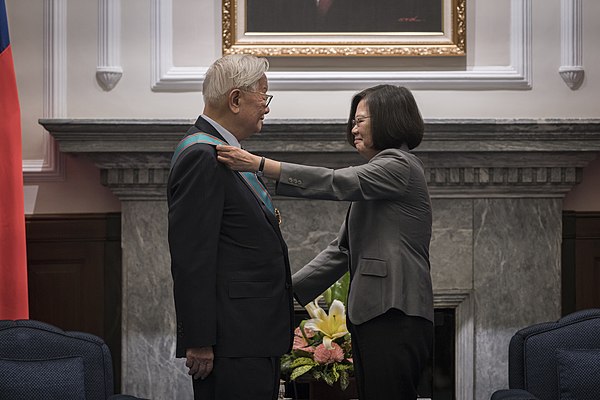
[185,346,214,380]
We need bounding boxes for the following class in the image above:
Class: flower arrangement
[281,274,354,390]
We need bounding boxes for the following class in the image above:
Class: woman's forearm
[263,158,281,181]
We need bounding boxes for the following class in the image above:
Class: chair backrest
[508,309,600,400]
[0,319,115,400]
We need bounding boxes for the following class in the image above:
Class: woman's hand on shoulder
[216,145,261,172]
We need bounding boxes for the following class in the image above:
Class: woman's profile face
[351,99,378,160]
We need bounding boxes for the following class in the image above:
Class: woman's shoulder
[372,147,414,163]
[377,147,405,156]
[371,148,425,173]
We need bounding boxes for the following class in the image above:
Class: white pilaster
[97,0,123,91]
[23,0,67,182]
[559,0,584,90]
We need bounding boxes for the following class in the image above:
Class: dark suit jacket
[167,116,294,358]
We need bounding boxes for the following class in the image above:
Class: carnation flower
[313,342,345,365]
[293,335,308,350]
[294,326,315,339]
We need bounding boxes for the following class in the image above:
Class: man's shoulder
[178,141,217,160]
[170,140,219,174]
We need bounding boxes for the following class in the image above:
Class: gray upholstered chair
[0,319,145,400]
[491,308,600,400]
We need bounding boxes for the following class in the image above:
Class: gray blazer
[277,148,434,324]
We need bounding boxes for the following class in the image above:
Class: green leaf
[323,287,333,307]
[280,355,294,373]
[290,364,314,380]
[312,369,324,381]
[321,272,350,308]
[339,371,349,390]
[322,371,335,386]
[290,357,316,368]
[331,365,340,382]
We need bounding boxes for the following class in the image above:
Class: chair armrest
[491,389,540,400]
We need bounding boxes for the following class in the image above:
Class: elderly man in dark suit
[167,54,293,400]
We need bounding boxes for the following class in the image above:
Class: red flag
[0,0,29,320]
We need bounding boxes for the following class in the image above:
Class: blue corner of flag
[1,0,10,53]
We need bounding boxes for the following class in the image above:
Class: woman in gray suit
[217,85,433,400]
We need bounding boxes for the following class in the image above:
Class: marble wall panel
[121,201,191,399]
[275,197,349,274]
[473,198,562,399]
[430,199,474,291]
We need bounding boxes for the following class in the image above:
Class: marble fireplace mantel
[42,119,600,198]
[42,118,600,399]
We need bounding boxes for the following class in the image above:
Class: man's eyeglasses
[242,90,273,107]
[352,116,371,127]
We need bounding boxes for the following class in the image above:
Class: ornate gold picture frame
[222,0,465,57]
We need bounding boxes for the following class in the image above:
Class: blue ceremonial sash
[171,132,276,216]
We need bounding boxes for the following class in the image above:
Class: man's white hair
[202,54,269,106]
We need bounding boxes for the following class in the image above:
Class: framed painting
[222,0,466,57]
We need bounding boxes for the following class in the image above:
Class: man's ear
[228,89,241,114]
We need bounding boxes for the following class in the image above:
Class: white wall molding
[23,0,67,182]
[150,0,204,91]
[151,0,532,91]
[97,0,123,91]
[22,132,65,182]
[559,0,584,90]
